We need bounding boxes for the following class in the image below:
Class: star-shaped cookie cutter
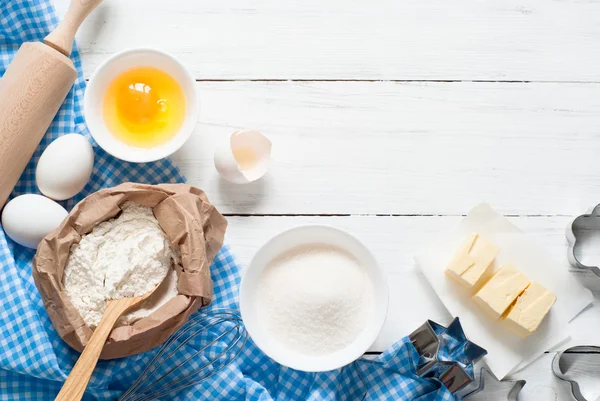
[552,346,600,401]
[462,367,525,401]
[567,204,600,291]
[409,317,487,393]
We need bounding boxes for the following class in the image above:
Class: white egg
[214,130,272,184]
[36,134,95,200]
[1,194,68,249]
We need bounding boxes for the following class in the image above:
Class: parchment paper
[415,203,593,379]
[32,183,227,359]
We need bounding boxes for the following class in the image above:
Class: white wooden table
[55,0,600,399]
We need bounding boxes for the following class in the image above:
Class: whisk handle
[54,299,137,401]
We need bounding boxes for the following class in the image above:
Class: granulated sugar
[256,245,374,356]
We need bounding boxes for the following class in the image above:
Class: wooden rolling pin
[0,0,103,208]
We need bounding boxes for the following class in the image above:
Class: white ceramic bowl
[239,225,389,372]
[84,48,199,163]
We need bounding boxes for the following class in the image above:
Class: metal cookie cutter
[409,317,487,393]
[567,204,600,291]
[462,367,525,401]
[552,346,600,401]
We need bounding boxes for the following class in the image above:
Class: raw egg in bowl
[84,49,199,162]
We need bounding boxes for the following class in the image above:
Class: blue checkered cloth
[0,1,459,400]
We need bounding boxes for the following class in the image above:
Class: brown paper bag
[32,183,227,359]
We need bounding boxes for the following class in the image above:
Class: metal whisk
[118,309,248,401]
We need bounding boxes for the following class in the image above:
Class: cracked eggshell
[36,134,95,200]
[214,130,272,184]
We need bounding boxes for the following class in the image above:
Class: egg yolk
[103,67,186,148]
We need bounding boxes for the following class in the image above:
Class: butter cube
[473,264,530,320]
[502,282,557,338]
[445,233,499,289]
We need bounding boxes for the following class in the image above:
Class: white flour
[63,203,178,328]
[256,245,374,355]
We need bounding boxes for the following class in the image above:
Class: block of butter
[502,282,557,338]
[473,264,530,320]
[445,233,499,289]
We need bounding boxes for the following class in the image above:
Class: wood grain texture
[226,215,600,400]
[54,295,149,401]
[0,42,76,208]
[555,352,600,401]
[171,81,600,215]
[53,0,600,397]
[45,0,104,56]
[54,0,600,81]
[468,354,577,401]
[224,215,600,351]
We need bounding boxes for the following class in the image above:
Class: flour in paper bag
[63,203,179,328]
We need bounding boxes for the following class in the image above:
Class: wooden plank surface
[171,81,600,215]
[229,214,600,400]
[227,214,600,400]
[470,353,584,401]
[49,0,600,398]
[55,0,600,81]
[225,215,600,351]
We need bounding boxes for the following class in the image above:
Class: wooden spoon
[54,289,156,401]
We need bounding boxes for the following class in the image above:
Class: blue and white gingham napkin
[0,1,459,400]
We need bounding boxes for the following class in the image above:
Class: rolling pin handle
[44,0,104,56]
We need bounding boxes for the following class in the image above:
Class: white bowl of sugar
[239,225,389,372]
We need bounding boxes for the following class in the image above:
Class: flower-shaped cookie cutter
[409,317,487,393]
[552,346,600,401]
[567,204,600,291]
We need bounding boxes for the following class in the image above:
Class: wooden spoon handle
[45,0,104,56]
[54,300,126,401]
